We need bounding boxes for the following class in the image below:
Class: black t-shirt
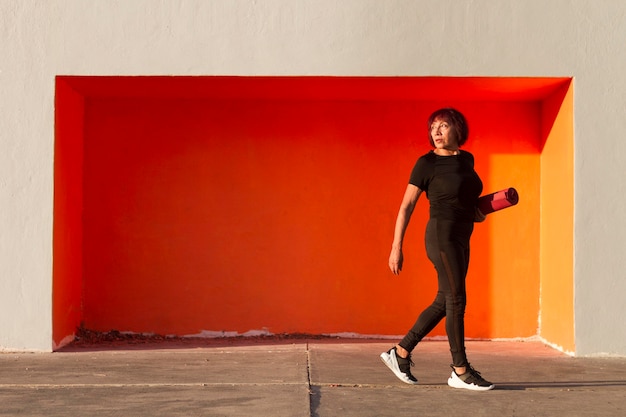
[409,150,483,222]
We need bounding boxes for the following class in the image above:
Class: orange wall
[540,83,575,351]
[80,96,539,338]
[468,104,542,338]
[53,77,570,347]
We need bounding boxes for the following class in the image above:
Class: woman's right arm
[388,184,423,275]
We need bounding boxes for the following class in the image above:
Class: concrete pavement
[1,338,625,416]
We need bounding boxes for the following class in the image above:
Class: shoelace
[394,348,415,367]
[404,353,415,367]
[467,365,488,382]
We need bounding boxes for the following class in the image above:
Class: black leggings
[399,218,473,367]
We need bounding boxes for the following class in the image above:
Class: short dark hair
[427,108,469,148]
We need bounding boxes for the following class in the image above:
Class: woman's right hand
[389,184,421,276]
[389,247,404,275]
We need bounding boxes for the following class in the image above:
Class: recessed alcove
[53,76,573,351]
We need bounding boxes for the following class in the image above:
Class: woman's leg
[386,218,493,389]
[398,291,446,353]
[426,219,472,367]
[397,219,464,355]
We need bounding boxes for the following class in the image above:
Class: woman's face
[430,116,459,150]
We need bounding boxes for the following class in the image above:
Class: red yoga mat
[477,187,519,215]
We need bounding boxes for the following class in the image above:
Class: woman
[380,108,494,391]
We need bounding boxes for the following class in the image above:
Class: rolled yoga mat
[477,187,519,215]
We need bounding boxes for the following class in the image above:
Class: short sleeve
[408,155,433,191]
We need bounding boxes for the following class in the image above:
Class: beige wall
[1,0,625,355]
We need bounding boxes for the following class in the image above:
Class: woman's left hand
[474,207,486,222]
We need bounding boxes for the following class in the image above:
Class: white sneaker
[380,347,418,385]
[447,365,495,391]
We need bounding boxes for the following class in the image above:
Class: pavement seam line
[306,342,314,417]
[0,382,305,388]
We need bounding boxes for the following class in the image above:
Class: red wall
[53,77,570,347]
